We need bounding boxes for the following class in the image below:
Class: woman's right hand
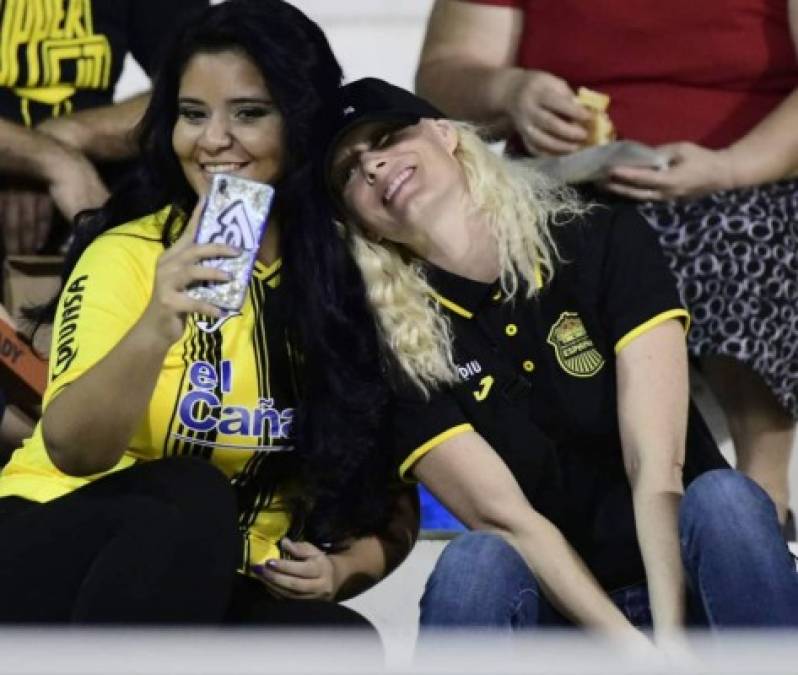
[139,201,239,347]
[504,69,591,155]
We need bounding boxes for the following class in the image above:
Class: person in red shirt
[415,0,798,536]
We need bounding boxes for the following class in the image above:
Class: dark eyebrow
[176,97,274,105]
[228,97,274,105]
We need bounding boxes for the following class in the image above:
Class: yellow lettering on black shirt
[0,0,111,123]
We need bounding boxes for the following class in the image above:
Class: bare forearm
[414,434,641,639]
[617,321,690,634]
[42,217,238,475]
[631,474,686,634]
[725,88,798,188]
[415,0,524,133]
[0,119,68,181]
[728,0,798,185]
[37,93,149,161]
[0,117,108,221]
[494,513,640,639]
[42,320,170,475]
[417,61,522,132]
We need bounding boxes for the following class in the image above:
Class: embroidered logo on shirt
[546,312,605,378]
[473,375,494,401]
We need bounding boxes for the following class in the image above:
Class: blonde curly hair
[341,122,584,396]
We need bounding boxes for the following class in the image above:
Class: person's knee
[431,532,521,580]
[680,469,775,544]
[421,532,537,626]
[119,458,239,572]
[73,491,236,622]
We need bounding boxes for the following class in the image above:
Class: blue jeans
[420,470,798,629]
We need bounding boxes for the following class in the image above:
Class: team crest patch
[546,312,605,378]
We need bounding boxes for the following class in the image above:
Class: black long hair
[39,0,393,543]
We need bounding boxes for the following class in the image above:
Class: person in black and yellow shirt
[325,78,798,644]
[0,0,207,256]
[0,0,206,459]
[0,4,416,625]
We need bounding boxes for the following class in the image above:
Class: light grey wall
[114,0,435,100]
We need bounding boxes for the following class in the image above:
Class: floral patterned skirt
[638,179,798,420]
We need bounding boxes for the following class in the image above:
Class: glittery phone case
[188,174,274,311]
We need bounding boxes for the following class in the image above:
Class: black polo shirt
[391,204,727,591]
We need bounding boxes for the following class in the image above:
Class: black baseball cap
[323,78,444,202]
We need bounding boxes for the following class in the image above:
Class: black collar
[424,263,500,319]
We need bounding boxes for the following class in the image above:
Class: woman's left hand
[603,142,736,201]
[252,538,340,601]
[656,632,701,671]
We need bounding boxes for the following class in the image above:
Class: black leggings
[0,457,372,629]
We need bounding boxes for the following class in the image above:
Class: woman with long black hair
[0,1,415,625]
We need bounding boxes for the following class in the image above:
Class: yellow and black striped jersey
[0,207,300,572]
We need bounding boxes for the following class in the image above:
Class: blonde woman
[324,78,798,640]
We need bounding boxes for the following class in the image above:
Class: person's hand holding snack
[575,87,615,146]
[504,69,592,155]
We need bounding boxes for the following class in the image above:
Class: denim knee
[680,469,777,550]
[420,531,540,628]
[433,531,523,579]
[678,469,798,627]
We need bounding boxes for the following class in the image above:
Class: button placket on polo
[490,297,539,379]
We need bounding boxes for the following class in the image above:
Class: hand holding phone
[187,174,274,311]
[140,200,239,347]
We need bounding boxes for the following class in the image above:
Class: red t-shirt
[463,0,798,148]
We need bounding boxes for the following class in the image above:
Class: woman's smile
[383,166,416,205]
[200,161,251,178]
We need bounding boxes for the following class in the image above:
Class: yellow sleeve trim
[429,291,473,319]
[398,423,474,481]
[614,309,691,354]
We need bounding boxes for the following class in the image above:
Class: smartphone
[187,174,274,311]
